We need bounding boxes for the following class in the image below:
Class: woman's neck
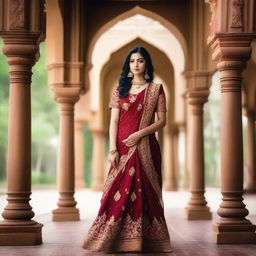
[132,75,145,83]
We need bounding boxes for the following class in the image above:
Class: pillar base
[0,221,43,245]
[185,207,212,220]
[163,183,178,191]
[52,207,80,221]
[244,187,256,194]
[91,184,103,192]
[75,180,85,190]
[213,222,256,244]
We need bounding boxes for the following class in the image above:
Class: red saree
[83,82,172,253]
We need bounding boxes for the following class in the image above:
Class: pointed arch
[87,5,188,68]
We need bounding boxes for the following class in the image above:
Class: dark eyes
[130,59,144,63]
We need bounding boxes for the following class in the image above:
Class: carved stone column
[91,130,106,191]
[185,87,212,220]
[245,110,256,193]
[163,127,178,191]
[181,89,189,189]
[178,122,189,189]
[52,88,80,221]
[0,0,44,245]
[75,120,85,189]
[209,35,256,243]
[206,0,256,243]
[0,34,43,246]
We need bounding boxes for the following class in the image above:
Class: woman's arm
[139,111,166,136]
[122,111,166,147]
[109,107,120,168]
[109,108,120,151]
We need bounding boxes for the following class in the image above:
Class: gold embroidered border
[83,202,172,253]
[83,237,172,253]
[157,92,167,112]
[102,145,137,200]
[138,83,163,204]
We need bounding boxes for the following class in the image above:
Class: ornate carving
[9,0,25,30]
[206,0,217,35]
[230,0,244,28]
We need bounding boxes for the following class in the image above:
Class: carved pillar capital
[209,34,254,62]
[187,89,210,111]
[183,70,213,89]
[53,87,81,104]
[183,71,211,115]
[47,62,84,89]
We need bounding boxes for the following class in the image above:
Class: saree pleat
[83,83,172,253]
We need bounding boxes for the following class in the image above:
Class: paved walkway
[0,188,255,255]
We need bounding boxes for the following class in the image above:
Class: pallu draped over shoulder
[83,82,172,253]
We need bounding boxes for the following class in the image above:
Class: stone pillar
[185,88,212,220]
[91,130,106,191]
[178,123,189,189]
[206,0,256,243]
[245,110,256,193]
[52,88,80,221]
[0,36,43,245]
[164,127,178,191]
[182,96,189,189]
[75,120,85,189]
[209,35,256,243]
[0,0,44,245]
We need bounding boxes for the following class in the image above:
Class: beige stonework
[207,0,256,244]
[75,120,85,189]
[0,0,44,245]
[90,129,106,191]
[184,72,212,220]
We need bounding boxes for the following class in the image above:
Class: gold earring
[144,71,150,80]
[127,71,133,78]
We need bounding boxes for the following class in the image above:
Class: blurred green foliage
[84,124,92,187]
[0,39,9,181]
[204,72,221,186]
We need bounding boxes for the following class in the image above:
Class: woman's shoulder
[150,82,164,92]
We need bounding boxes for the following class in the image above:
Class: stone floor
[0,188,255,256]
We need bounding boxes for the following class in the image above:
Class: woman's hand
[122,131,142,147]
[108,151,119,168]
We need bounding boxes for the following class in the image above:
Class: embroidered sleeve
[109,87,120,109]
[156,84,167,112]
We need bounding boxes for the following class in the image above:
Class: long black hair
[118,47,154,98]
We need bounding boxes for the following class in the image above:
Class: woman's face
[129,52,146,76]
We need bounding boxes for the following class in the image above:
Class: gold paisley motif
[130,192,137,202]
[122,102,130,111]
[129,94,137,103]
[114,190,121,201]
[129,166,135,176]
[137,103,143,111]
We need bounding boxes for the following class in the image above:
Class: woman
[83,46,172,253]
